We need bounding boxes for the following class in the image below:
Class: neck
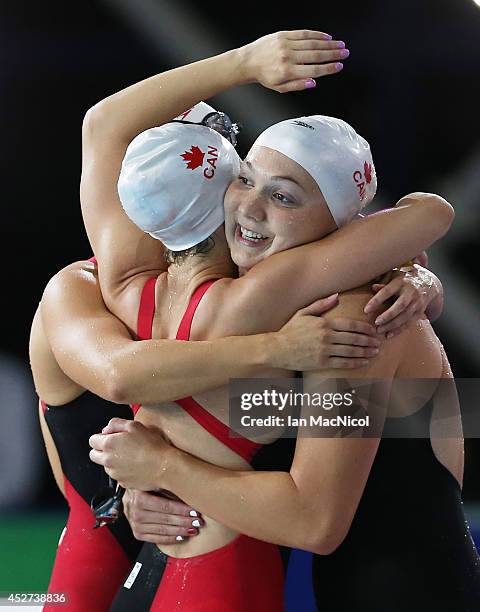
[167,252,236,288]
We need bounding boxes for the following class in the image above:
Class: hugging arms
[38,30,453,552]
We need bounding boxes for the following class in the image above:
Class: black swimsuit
[42,393,141,611]
[312,397,480,611]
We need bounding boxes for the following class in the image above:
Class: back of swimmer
[30,265,140,612]
[306,289,480,612]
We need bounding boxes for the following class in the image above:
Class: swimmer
[80,30,452,609]
[33,252,347,610]
[32,103,354,612]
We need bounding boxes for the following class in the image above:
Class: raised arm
[222,193,454,334]
[80,30,348,314]
[39,261,370,406]
[89,291,406,553]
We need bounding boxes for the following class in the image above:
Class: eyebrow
[243,161,303,189]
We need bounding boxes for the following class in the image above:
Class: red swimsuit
[42,266,141,612]
[111,277,285,611]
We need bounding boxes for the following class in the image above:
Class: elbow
[82,106,98,140]
[301,515,350,556]
[82,102,108,142]
[102,365,131,405]
[308,530,347,556]
[406,192,455,238]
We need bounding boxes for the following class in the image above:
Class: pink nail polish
[340,49,350,58]
[335,63,344,71]
[337,41,346,48]
[187,528,198,535]
[305,78,316,89]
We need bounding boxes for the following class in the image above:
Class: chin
[231,248,257,272]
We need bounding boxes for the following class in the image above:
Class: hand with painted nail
[123,489,204,545]
[241,30,348,93]
[89,418,173,491]
[364,265,444,338]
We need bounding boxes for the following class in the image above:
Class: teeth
[240,226,268,241]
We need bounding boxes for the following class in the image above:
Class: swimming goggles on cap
[172,111,241,147]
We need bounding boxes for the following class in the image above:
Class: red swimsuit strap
[131,277,158,416]
[175,280,218,341]
[175,280,262,463]
[137,277,157,341]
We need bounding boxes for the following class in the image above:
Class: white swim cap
[252,116,377,227]
[174,101,217,123]
[118,123,240,251]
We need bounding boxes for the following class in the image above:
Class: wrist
[250,333,275,368]
[158,445,185,491]
[261,331,290,370]
[232,44,257,85]
[224,333,274,371]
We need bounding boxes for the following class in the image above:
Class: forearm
[333,192,454,292]
[161,449,326,553]
[342,193,454,287]
[108,333,275,404]
[244,192,454,328]
[86,49,248,146]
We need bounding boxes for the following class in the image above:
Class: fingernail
[192,519,201,527]
[189,510,199,517]
[374,317,383,325]
[329,293,339,299]
[176,535,184,541]
[340,49,350,58]
[364,304,373,313]
[187,528,198,535]
[305,78,316,89]
[337,41,345,48]
[335,63,344,71]
[324,34,333,40]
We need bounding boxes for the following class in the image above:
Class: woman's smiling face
[224,146,337,272]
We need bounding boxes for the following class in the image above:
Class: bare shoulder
[44,259,97,294]
[42,260,103,318]
[189,277,245,339]
[323,285,380,325]
[395,318,443,379]
[315,285,407,380]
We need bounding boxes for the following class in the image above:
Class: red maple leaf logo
[178,108,193,120]
[180,145,205,170]
[364,161,373,184]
